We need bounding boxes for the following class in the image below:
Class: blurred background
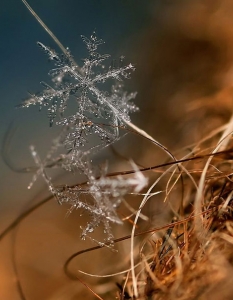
[2,0,233,299]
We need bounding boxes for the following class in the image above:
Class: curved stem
[21,0,81,72]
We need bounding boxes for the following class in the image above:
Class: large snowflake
[19,32,137,153]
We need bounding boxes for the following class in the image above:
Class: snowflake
[18,32,137,154]
[20,32,145,246]
[29,146,147,246]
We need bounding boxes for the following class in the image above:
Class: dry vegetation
[121,135,233,300]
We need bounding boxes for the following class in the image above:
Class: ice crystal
[18,32,136,153]
[58,161,148,244]
[29,146,147,245]
[20,32,145,246]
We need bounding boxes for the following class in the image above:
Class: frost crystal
[20,32,145,246]
[19,32,136,154]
